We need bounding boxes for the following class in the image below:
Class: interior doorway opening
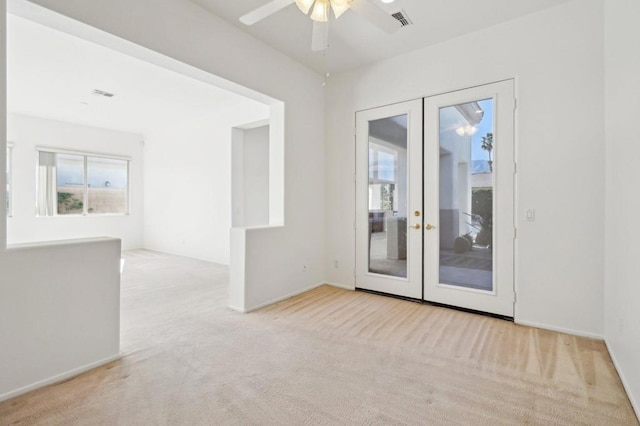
[6,0,285,263]
[4,0,288,348]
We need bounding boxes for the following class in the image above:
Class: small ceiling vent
[392,10,412,27]
[92,89,116,98]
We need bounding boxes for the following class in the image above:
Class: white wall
[325,0,605,337]
[604,0,640,416]
[241,125,270,227]
[0,237,121,401]
[7,113,144,249]
[143,103,269,264]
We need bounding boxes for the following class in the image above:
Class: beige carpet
[0,250,637,425]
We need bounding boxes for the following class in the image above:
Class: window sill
[36,213,131,218]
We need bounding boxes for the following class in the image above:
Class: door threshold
[356,288,514,322]
[422,300,514,322]
[356,287,423,304]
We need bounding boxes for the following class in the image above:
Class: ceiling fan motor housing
[296,0,354,22]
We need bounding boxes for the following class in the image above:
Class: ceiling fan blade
[239,0,295,25]
[349,0,401,34]
[311,21,329,52]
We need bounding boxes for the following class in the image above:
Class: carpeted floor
[0,249,637,425]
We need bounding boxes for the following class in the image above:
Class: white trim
[235,119,269,130]
[0,353,121,403]
[243,282,324,313]
[605,340,640,422]
[325,282,356,291]
[36,146,131,161]
[126,160,132,215]
[6,143,13,217]
[240,282,353,313]
[515,319,604,340]
[82,155,88,213]
[228,304,246,313]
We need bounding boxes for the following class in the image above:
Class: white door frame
[354,81,515,317]
[423,80,515,317]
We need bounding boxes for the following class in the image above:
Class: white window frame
[6,142,13,217]
[369,141,399,185]
[36,147,131,217]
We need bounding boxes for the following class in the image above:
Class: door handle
[425,224,436,230]
[411,223,421,230]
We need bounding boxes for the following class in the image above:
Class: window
[368,142,400,211]
[87,156,129,214]
[368,142,398,184]
[6,143,12,217]
[37,149,129,216]
[56,153,84,215]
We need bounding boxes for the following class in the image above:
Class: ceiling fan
[239,0,401,51]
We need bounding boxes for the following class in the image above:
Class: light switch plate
[526,209,536,222]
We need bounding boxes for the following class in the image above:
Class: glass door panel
[368,115,408,278]
[438,99,494,291]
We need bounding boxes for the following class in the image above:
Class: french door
[355,100,423,299]
[355,80,515,317]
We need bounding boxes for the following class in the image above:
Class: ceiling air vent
[392,10,412,27]
[91,89,116,98]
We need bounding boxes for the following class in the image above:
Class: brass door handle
[411,223,421,230]
[425,224,436,230]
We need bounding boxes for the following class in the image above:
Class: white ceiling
[7,14,264,135]
[7,0,574,133]
[192,0,574,74]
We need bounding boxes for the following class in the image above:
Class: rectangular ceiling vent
[92,89,116,98]
[392,10,412,27]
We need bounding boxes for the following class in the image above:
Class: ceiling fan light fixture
[310,0,330,22]
[456,125,478,136]
[295,0,315,15]
[331,0,352,19]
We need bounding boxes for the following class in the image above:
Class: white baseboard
[325,282,355,291]
[605,340,640,422]
[243,282,327,313]
[515,319,604,340]
[228,304,246,313]
[141,246,226,266]
[0,353,121,403]
[228,282,354,313]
